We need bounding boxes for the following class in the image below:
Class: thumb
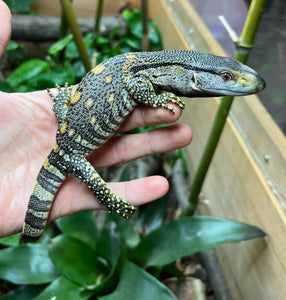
[0,1,11,57]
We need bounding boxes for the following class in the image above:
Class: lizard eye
[220,71,233,82]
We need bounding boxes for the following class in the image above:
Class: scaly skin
[21,50,266,242]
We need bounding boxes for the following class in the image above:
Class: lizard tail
[21,149,66,243]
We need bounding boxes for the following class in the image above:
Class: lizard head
[144,51,266,98]
[183,51,266,97]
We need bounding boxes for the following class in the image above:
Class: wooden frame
[148,1,286,299]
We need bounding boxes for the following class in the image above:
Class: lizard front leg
[47,83,72,128]
[126,76,185,113]
[69,154,136,218]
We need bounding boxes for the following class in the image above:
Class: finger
[118,103,183,132]
[0,1,11,57]
[88,123,192,168]
[49,175,169,221]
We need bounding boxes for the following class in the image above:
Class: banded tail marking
[21,153,66,242]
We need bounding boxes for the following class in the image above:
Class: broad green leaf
[0,284,47,300]
[27,65,76,90]
[96,222,121,269]
[131,216,265,267]
[6,59,50,88]
[0,233,20,246]
[48,34,73,55]
[4,0,36,13]
[89,222,121,293]
[56,210,98,248]
[105,213,139,249]
[99,261,176,300]
[137,195,168,232]
[122,10,142,39]
[0,244,58,284]
[34,276,84,300]
[148,21,162,49]
[49,235,109,287]
[6,40,22,52]
[66,41,80,60]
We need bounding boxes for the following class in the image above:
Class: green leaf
[27,65,76,90]
[3,0,36,13]
[0,233,21,246]
[137,195,168,232]
[148,21,162,49]
[99,261,176,300]
[6,40,22,52]
[131,216,265,267]
[96,222,121,270]
[6,59,50,88]
[48,34,73,55]
[105,213,140,249]
[49,235,109,287]
[0,284,47,300]
[66,41,80,60]
[0,244,58,284]
[122,10,142,40]
[79,222,122,295]
[56,210,98,248]
[34,276,84,300]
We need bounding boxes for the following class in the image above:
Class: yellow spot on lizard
[70,91,81,104]
[85,98,94,109]
[60,122,68,134]
[53,143,59,152]
[107,93,115,105]
[43,158,50,169]
[68,128,76,137]
[89,115,97,126]
[105,75,112,84]
[125,52,136,59]
[91,64,105,75]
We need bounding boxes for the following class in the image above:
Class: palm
[0,90,191,237]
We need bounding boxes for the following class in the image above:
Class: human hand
[0,88,192,237]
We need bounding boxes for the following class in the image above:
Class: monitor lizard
[21,50,266,242]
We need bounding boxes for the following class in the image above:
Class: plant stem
[95,0,104,35]
[58,6,69,64]
[185,0,266,216]
[60,0,91,72]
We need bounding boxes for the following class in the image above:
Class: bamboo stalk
[58,5,69,64]
[94,0,104,35]
[186,0,266,215]
[60,0,91,72]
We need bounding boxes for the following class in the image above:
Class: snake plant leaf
[6,59,50,88]
[34,276,84,300]
[49,235,109,287]
[0,244,58,284]
[56,210,98,248]
[131,216,265,267]
[99,261,176,300]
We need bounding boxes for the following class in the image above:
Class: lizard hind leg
[70,154,136,218]
[47,83,72,127]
